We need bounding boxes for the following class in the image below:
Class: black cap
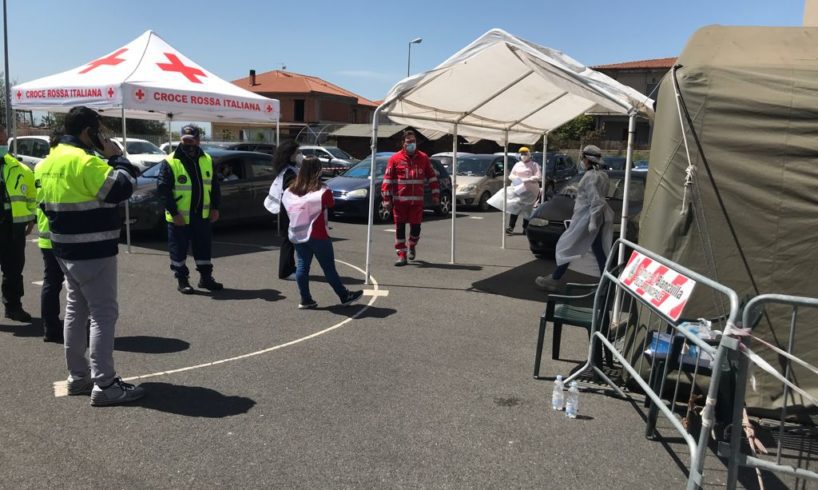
[180,125,201,141]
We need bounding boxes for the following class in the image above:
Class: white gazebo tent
[11,30,280,248]
[364,29,654,283]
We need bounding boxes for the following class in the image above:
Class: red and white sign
[618,251,696,322]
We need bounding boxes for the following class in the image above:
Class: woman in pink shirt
[506,147,541,235]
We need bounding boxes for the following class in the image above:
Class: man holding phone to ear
[35,106,145,406]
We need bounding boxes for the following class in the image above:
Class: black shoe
[4,309,32,323]
[407,247,416,261]
[198,275,224,291]
[395,255,408,267]
[43,333,64,344]
[177,277,195,295]
[505,227,514,235]
[341,290,364,306]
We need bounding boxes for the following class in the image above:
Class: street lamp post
[3,0,11,135]
[407,37,422,77]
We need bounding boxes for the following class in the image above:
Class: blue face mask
[405,143,416,153]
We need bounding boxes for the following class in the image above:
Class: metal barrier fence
[561,238,741,490]
[723,294,818,489]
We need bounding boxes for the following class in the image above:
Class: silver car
[453,154,518,211]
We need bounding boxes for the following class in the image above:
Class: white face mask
[294,153,304,165]
[521,154,531,162]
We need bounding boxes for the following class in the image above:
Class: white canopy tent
[11,30,280,249]
[364,28,654,283]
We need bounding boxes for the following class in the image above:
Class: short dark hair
[402,129,416,141]
[273,139,300,175]
[64,106,101,137]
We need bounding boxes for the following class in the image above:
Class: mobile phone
[89,127,105,152]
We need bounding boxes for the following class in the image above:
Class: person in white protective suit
[505,146,541,235]
[535,145,614,292]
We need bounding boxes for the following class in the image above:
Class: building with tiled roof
[591,57,677,146]
[212,70,378,143]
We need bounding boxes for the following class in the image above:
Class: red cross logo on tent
[134,89,145,101]
[15,90,21,100]
[107,87,115,98]
[79,48,128,74]
[157,53,206,84]
[265,103,273,113]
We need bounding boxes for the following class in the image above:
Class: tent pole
[10,109,16,153]
[541,132,547,202]
[166,114,173,155]
[450,123,458,264]
[275,119,280,146]
[502,131,508,249]
[364,105,383,285]
[122,107,131,254]
[611,112,637,326]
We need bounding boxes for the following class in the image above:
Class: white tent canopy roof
[12,30,279,123]
[380,28,654,144]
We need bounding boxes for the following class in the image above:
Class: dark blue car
[326,152,453,222]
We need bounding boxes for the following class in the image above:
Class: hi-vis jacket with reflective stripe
[1,153,36,224]
[162,153,213,224]
[381,149,439,206]
[34,137,137,260]
[33,157,52,249]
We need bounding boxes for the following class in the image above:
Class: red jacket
[381,149,440,206]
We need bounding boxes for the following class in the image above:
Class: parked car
[299,145,357,177]
[110,138,168,173]
[633,160,649,172]
[434,151,476,174]
[120,149,276,233]
[326,152,452,222]
[7,135,51,168]
[454,154,517,211]
[526,170,646,258]
[531,152,579,196]
[602,156,627,170]
[224,142,277,155]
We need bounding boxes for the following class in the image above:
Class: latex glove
[588,219,598,234]
[210,209,220,223]
[172,214,186,227]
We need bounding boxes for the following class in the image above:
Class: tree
[100,116,167,136]
[550,114,595,147]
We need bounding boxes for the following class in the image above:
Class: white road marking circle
[53,259,383,397]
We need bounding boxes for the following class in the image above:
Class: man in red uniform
[382,130,440,266]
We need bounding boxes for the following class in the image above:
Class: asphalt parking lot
[1,209,730,488]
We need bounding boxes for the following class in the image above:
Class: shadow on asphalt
[209,288,284,302]
[322,305,397,319]
[114,336,190,354]
[471,259,595,303]
[132,382,256,417]
[0,318,42,338]
[410,260,482,271]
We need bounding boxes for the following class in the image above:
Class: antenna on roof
[279,63,287,71]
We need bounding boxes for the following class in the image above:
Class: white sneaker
[284,273,296,281]
[90,377,145,406]
[535,276,562,292]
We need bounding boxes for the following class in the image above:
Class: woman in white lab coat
[535,145,614,292]
[505,146,541,235]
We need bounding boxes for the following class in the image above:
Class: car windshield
[455,157,492,176]
[126,141,164,155]
[608,176,645,201]
[141,163,162,178]
[326,147,351,159]
[343,157,388,178]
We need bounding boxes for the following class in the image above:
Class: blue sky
[3,0,807,103]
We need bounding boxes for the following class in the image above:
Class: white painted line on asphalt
[469,216,484,220]
[53,259,381,398]
[28,239,38,243]
[32,280,43,286]
[363,289,389,297]
[383,229,395,233]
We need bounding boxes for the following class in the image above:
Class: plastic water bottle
[565,381,579,419]
[551,375,565,411]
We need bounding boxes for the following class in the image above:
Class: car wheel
[434,193,451,216]
[477,191,491,211]
[376,200,392,223]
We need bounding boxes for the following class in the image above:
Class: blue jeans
[294,239,348,304]
[552,227,607,280]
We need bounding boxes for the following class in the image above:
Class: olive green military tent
[641,25,818,411]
